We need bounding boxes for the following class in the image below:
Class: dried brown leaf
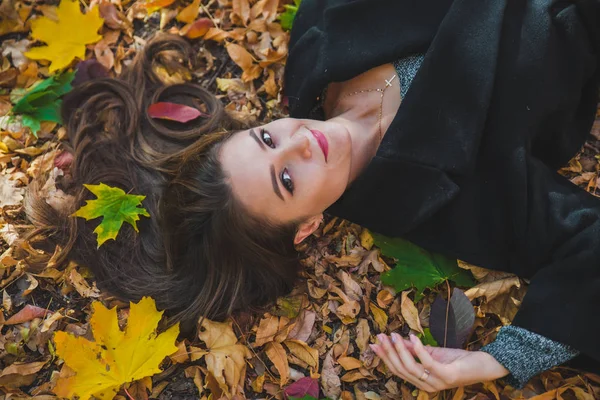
[465,277,521,302]
[176,0,200,24]
[254,313,279,347]
[68,268,101,298]
[0,360,46,377]
[265,341,289,386]
[338,356,362,370]
[400,291,424,334]
[321,349,342,399]
[355,318,371,353]
[232,0,250,25]
[369,302,388,332]
[284,339,319,370]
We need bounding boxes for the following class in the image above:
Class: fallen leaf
[464,276,521,302]
[376,289,394,309]
[170,340,189,364]
[284,376,319,399]
[180,17,214,39]
[369,302,388,332]
[99,1,131,31]
[0,174,24,207]
[53,297,180,399]
[2,39,30,68]
[67,268,101,298]
[10,70,75,136]
[0,360,47,377]
[254,313,279,347]
[232,0,250,25]
[287,310,316,342]
[429,288,475,348]
[147,102,205,123]
[72,183,150,247]
[375,235,474,299]
[338,270,362,301]
[355,318,371,353]
[266,341,290,386]
[176,0,201,24]
[5,304,49,325]
[73,59,109,86]
[338,356,362,370]
[321,349,341,400]
[400,291,424,334]
[144,0,176,14]
[284,339,319,370]
[25,0,103,72]
[278,0,300,31]
[197,318,252,397]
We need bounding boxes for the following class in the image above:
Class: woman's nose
[283,134,312,159]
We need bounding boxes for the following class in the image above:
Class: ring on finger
[419,368,430,381]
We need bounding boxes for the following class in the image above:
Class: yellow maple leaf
[196,319,252,397]
[25,0,104,72]
[53,297,180,400]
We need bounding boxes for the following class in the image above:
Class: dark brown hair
[24,35,301,328]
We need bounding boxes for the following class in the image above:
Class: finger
[410,333,435,368]
[376,335,411,378]
[370,343,408,380]
[391,333,422,380]
[391,335,443,391]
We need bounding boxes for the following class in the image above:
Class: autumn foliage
[0,0,600,399]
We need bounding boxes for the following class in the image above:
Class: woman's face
[220,117,353,225]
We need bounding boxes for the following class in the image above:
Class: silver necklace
[331,73,398,142]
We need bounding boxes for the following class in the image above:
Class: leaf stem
[444,279,451,347]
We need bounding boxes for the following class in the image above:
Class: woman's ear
[294,213,324,245]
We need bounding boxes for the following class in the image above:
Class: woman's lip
[310,129,328,162]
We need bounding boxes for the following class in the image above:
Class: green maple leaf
[278,0,301,31]
[10,70,74,137]
[373,234,474,300]
[73,183,150,248]
[420,328,439,347]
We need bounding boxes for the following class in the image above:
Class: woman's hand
[370,333,509,392]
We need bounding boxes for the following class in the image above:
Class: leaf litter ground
[1,0,600,399]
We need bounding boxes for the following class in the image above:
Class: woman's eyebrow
[249,129,266,150]
[270,165,284,201]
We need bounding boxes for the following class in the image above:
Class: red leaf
[5,305,50,325]
[284,377,320,399]
[54,150,74,171]
[147,102,205,123]
[180,18,214,39]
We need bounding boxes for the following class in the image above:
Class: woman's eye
[281,169,294,194]
[261,129,274,148]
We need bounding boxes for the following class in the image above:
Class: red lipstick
[310,129,328,162]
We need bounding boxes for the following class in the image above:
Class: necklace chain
[342,73,397,142]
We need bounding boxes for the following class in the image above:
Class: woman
[27,0,599,393]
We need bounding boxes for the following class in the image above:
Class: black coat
[285,0,600,370]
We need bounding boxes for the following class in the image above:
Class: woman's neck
[323,63,402,183]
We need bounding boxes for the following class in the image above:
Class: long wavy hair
[24,35,301,329]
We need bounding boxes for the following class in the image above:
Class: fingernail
[377,333,385,342]
[369,344,378,352]
[409,333,417,342]
[391,333,398,343]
